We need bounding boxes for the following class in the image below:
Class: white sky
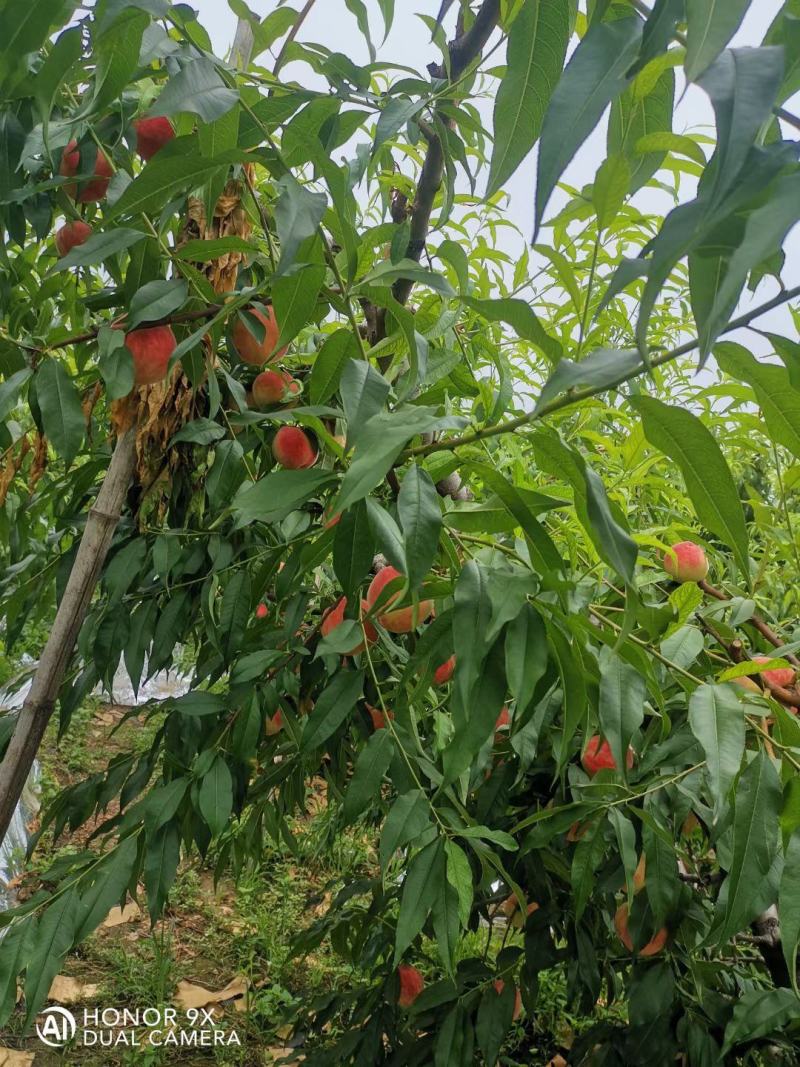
[191,0,796,346]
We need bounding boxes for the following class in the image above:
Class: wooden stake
[0,429,137,842]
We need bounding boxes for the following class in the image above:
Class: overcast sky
[189,0,795,346]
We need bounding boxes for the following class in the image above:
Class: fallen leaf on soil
[48,975,99,1004]
[547,1057,568,1067]
[265,1050,305,1066]
[102,901,141,928]
[174,977,249,1011]
[0,1049,34,1066]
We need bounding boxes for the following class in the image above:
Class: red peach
[124,325,177,386]
[366,703,394,730]
[397,964,424,1008]
[614,903,667,957]
[320,596,377,654]
[133,116,175,161]
[265,710,284,736]
[59,139,113,202]
[55,220,92,257]
[753,656,795,689]
[582,735,635,777]
[232,305,286,366]
[663,541,708,583]
[272,426,317,469]
[255,603,268,620]
[252,369,296,409]
[433,655,455,685]
[365,566,434,633]
[492,979,522,1021]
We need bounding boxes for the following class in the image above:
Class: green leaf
[0,367,32,420]
[593,153,630,228]
[207,439,245,506]
[170,418,226,446]
[444,840,473,928]
[230,649,284,686]
[151,57,238,122]
[340,360,391,449]
[219,569,250,661]
[698,173,800,358]
[584,465,638,584]
[535,16,643,233]
[642,815,681,923]
[505,604,548,714]
[716,341,800,462]
[435,1005,473,1067]
[631,395,749,580]
[54,227,146,271]
[395,838,444,963]
[721,988,800,1055]
[24,889,78,1024]
[73,837,139,942]
[272,263,326,348]
[780,830,800,994]
[635,0,685,71]
[442,637,506,785]
[0,921,34,1026]
[466,462,564,577]
[380,789,431,871]
[0,0,77,94]
[175,237,257,262]
[343,728,394,823]
[635,49,785,350]
[36,359,84,466]
[173,691,226,717]
[487,0,569,197]
[333,499,375,598]
[129,278,188,328]
[233,469,336,526]
[358,258,455,297]
[635,131,706,166]
[536,348,643,413]
[598,647,645,781]
[336,409,467,514]
[432,881,460,975]
[144,822,181,924]
[688,685,745,818]
[97,327,134,400]
[685,0,750,82]
[398,464,441,592]
[89,9,148,116]
[198,756,234,837]
[302,669,364,750]
[374,97,427,152]
[711,751,782,944]
[106,144,249,220]
[464,296,562,364]
[608,67,675,194]
[273,172,328,275]
[309,328,358,404]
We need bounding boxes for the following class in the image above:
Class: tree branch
[700,580,800,670]
[401,283,800,459]
[382,0,501,312]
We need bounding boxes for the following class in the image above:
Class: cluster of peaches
[53,117,313,473]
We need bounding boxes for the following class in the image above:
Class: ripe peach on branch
[365,566,434,633]
[662,540,708,583]
[59,140,113,202]
[232,305,286,366]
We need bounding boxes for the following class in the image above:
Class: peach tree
[2,0,800,1061]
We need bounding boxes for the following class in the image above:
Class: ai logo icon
[36,1005,77,1048]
